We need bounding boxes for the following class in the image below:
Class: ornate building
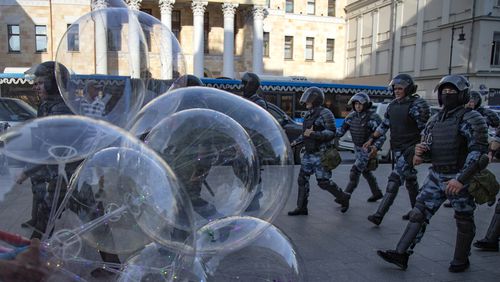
[0,0,346,81]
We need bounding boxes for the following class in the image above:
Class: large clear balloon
[50,146,195,256]
[194,217,305,281]
[144,109,259,230]
[130,87,294,223]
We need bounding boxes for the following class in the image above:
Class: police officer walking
[377,75,489,272]
[336,92,385,201]
[364,74,430,225]
[288,87,350,215]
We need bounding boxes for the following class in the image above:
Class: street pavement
[274,152,500,281]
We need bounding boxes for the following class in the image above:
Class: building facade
[0,0,346,82]
[344,0,500,104]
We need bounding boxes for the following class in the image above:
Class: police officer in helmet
[288,87,350,215]
[377,75,489,272]
[364,74,430,225]
[241,72,267,109]
[336,92,385,202]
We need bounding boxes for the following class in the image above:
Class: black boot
[449,215,475,273]
[377,250,409,270]
[363,170,383,202]
[402,178,419,220]
[320,180,350,213]
[368,178,400,226]
[473,205,500,252]
[288,180,309,216]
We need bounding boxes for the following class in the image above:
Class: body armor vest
[431,108,468,173]
[303,107,324,153]
[388,97,420,151]
[350,112,372,147]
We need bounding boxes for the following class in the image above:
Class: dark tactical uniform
[368,74,430,225]
[288,87,350,216]
[241,72,268,110]
[336,92,385,200]
[377,75,489,273]
[469,91,500,129]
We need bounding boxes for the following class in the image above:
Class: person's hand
[290,140,298,147]
[362,139,373,150]
[0,239,50,282]
[415,143,428,157]
[413,155,423,166]
[16,172,28,185]
[445,179,464,196]
[303,126,314,137]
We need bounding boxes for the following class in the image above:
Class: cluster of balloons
[0,1,304,281]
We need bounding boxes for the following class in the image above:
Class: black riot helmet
[169,74,204,91]
[469,91,482,109]
[389,74,417,96]
[26,61,69,96]
[241,72,261,98]
[348,92,372,111]
[300,87,325,107]
[435,75,470,106]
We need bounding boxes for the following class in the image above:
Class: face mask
[441,93,460,110]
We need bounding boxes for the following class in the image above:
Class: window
[286,0,293,13]
[107,28,121,51]
[7,25,20,52]
[491,32,500,66]
[35,25,47,52]
[326,38,335,62]
[67,24,79,51]
[284,36,293,60]
[204,12,209,54]
[305,37,314,60]
[140,8,152,15]
[307,0,315,15]
[328,0,336,17]
[172,10,181,41]
[263,32,270,57]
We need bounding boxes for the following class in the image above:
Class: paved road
[275,160,500,282]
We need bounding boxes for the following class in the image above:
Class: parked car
[338,102,392,162]
[266,103,304,164]
[0,97,36,130]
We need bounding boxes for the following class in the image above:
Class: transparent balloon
[144,109,259,230]
[105,0,128,8]
[193,216,305,281]
[55,7,187,125]
[130,87,294,224]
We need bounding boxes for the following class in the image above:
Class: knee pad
[350,165,361,174]
[408,206,426,223]
[317,180,330,190]
[388,172,401,184]
[454,211,474,222]
[298,171,309,187]
[454,212,475,233]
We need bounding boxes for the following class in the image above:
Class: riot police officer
[288,87,350,215]
[377,75,489,272]
[336,92,385,201]
[466,91,499,128]
[364,74,430,225]
[241,72,267,109]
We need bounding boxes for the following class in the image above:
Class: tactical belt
[432,165,460,174]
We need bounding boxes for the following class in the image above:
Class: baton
[203,179,215,197]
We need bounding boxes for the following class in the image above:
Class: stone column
[252,6,265,75]
[222,3,238,78]
[160,0,175,30]
[355,15,362,77]
[92,0,108,74]
[370,10,378,76]
[160,0,176,79]
[127,0,142,78]
[192,1,208,77]
[414,0,425,76]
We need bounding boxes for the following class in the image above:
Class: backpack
[468,169,500,205]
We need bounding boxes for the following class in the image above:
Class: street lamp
[448,26,466,75]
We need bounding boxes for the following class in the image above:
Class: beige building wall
[1,0,347,83]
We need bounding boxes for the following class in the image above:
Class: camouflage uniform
[377,75,489,273]
[337,110,386,199]
[368,94,429,225]
[288,87,350,216]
